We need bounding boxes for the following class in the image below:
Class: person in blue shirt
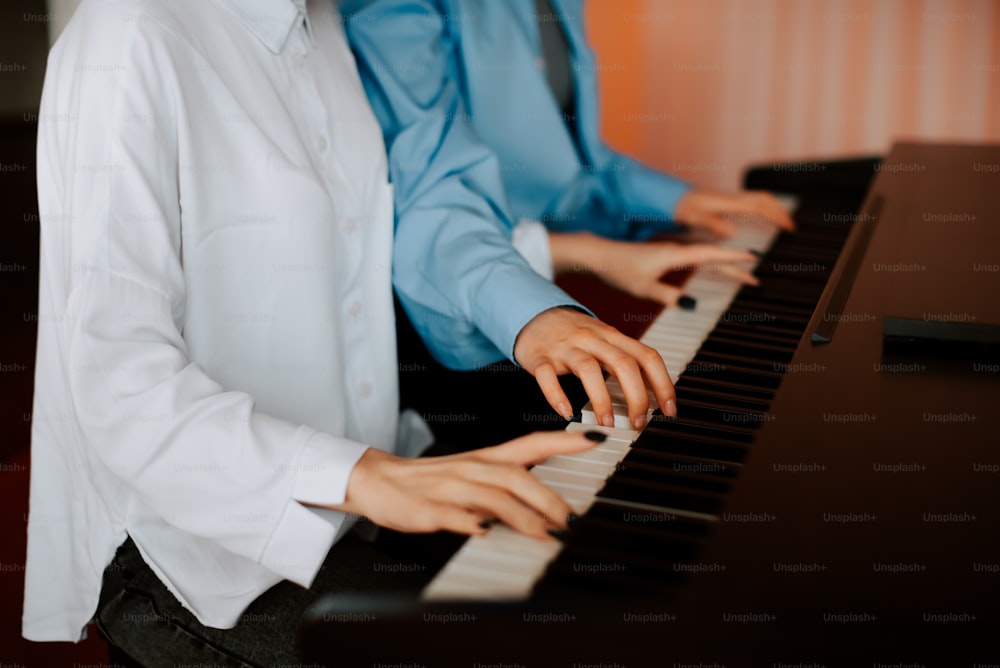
[341,0,792,440]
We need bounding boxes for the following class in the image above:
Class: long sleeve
[24,0,398,636]
[344,0,585,369]
[602,152,693,240]
[57,14,359,585]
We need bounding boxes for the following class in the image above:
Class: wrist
[549,231,612,274]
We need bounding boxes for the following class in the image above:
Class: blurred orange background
[586,0,1000,189]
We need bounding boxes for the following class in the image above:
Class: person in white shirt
[24,0,605,664]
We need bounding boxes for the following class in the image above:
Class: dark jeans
[95,532,433,668]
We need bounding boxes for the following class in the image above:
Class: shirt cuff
[290,431,369,507]
[471,264,592,363]
[511,218,554,280]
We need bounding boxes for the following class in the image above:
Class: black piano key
[674,399,768,430]
[675,375,776,402]
[675,387,771,414]
[585,499,716,537]
[683,359,783,390]
[727,300,815,322]
[713,322,802,346]
[620,449,741,479]
[738,280,823,309]
[612,458,732,494]
[692,351,784,375]
[700,337,797,362]
[598,477,724,516]
[630,430,748,463]
[646,417,756,444]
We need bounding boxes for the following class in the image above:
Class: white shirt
[24,0,413,640]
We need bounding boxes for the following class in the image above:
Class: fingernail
[601,414,615,428]
[678,295,697,311]
[748,249,764,258]
[633,414,647,429]
[558,402,573,420]
[478,518,496,530]
[584,430,607,443]
[665,399,678,417]
[566,513,580,527]
[547,527,569,541]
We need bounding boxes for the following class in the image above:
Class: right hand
[513,306,677,429]
[327,431,601,540]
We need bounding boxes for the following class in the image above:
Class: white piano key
[533,462,609,481]
[539,479,607,508]
[531,467,607,491]
[552,448,627,465]
[434,563,532,591]
[541,454,617,477]
[422,578,496,600]
[455,550,548,578]
[564,421,638,444]
[470,532,562,562]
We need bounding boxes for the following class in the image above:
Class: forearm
[549,231,622,275]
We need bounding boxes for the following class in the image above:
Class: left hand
[583,239,758,306]
[673,189,795,238]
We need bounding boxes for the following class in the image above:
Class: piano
[300,142,1000,666]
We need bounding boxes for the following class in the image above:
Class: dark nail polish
[678,295,697,311]
[584,430,607,443]
[749,249,764,257]
[566,513,580,527]
[478,518,496,530]
[547,527,569,541]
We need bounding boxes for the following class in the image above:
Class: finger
[697,215,737,238]
[476,430,598,466]
[743,192,795,231]
[576,339,649,428]
[462,480,564,540]
[575,331,673,427]
[390,499,487,537]
[566,351,616,428]
[459,461,574,531]
[712,263,760,286]
[608,334,677,418]
[682,244,757,268]
[531,360,574,419]
[643,280,683,307]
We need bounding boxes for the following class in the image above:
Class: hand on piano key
[321,430,610,541]
[551,236,759,306]
[512,306,679,429]
[674,189,796,237]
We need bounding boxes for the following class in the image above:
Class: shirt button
[534,57,546,70]
[293,52,306,67]
[316,136,328,152]
[348,300,362,317]
[357,381,373,398]
[343,216,357,233]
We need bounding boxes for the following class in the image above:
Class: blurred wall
[38,0,1000,192]
[586,0,1000,189]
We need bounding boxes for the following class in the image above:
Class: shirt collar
[215,0,307,54]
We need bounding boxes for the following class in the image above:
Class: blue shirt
[343,0,689,368]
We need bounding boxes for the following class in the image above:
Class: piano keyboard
[424,198,808,601]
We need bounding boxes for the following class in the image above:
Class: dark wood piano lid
[675,142,1000,653]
